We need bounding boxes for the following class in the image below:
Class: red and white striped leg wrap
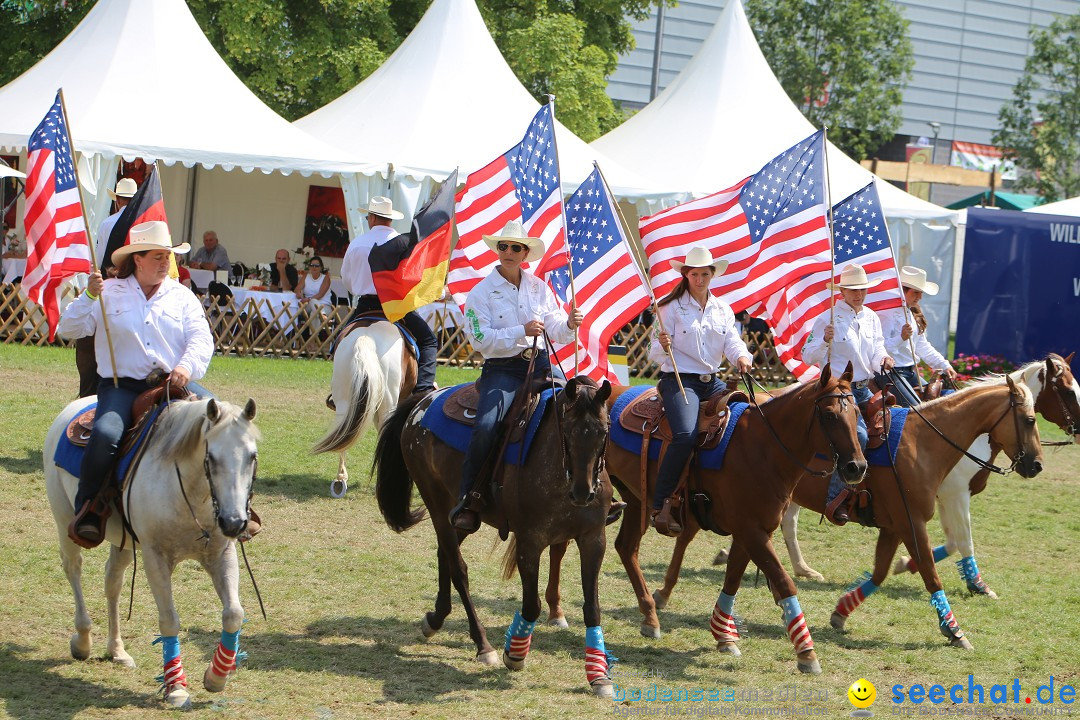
[709,603,739,643]
[585,647,608,684]
[941,609,961,636]
[163,656,188,689]
[834,587,867,619]
[209,642,237,678]
[905,557,918,573]
[786,613,814,653]
[507,634,532,661]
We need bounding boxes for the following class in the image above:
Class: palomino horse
[563,363,864,674]
[44,397,260,709]
[314,321,417,497]
[373,377,617,697]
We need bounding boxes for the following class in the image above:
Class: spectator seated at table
[296,255,332,349]
[188,230,230,271]
[2,225,26,283]
[269,249,298,293]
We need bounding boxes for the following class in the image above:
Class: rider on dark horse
[340,196,438,395]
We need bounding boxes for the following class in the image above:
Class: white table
[188,268,225,289]
[1,258,25,285]
[229,287,300,330]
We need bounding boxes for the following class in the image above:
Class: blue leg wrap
[504,611,536,654]
[778,596,802,624]
[933,545,950,563]
[153,635,181,663]
[929,589,962,638]
[717,591,736,616]
[220,629,240,653]
[957,556,980,583]
[845,571,879,598]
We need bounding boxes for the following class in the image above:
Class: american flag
[447,104,567,308]
[21,91,91,341]
[548,167,651,382]
[639,131,831,381]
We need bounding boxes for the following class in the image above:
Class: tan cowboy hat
[107,177,138,200]
[367,195,404,220]
[482,220,546,262]
[828,263,882,291]
[110,221,190,265]
[898,265,939,295]
[670,245,729,274]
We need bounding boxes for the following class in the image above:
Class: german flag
[101,163,169,274]
[371,169,458,323]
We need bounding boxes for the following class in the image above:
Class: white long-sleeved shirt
[802,301,888,382]
[647,293,751,375]
[96,211,122,267]
[878,306,952,371]
[464,269,575,359]
[340,225,398,297]
[57,275,213,381]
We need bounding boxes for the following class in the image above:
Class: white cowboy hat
[898,265,939,295]
[107,177,138,200]
[367,196,404,220]
[110,221,190,265]
[670,246,729,275]
[482,220,546,262]
[828,263,882,290]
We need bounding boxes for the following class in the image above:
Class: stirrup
[824,488,851,526]
[68,497,110,549]
[651,497,682,537]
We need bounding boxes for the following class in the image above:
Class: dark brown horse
[547,363,865,674]
[373,377,617,697]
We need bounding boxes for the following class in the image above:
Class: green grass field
[0,344,1077,719]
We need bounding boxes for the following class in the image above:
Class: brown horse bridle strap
[740,373,839,478]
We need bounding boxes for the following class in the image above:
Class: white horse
[776,355,1080,592]
[45,397,260,710]
[314,322,416,497]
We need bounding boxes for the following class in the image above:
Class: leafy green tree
[744,0,913,161]
[0,0,95,86]
[993,12,1080,203]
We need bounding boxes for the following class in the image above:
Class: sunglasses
[309,263,322,268]
[497,242,526,253]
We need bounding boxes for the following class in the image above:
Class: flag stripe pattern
[102,163,168,272]
[448,105,567,308]
[21,91,91,340]
[503,611,536,661]
[548,168,651,382]
[209,642,237,678]
[709,603,740,643]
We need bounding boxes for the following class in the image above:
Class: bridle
[1042,367,1079,444]
[553,382,608,500]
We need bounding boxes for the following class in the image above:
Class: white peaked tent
[296,0,684,221]
[0,0,379,258]
[1026,196,1080,216]
[593,0,959,348]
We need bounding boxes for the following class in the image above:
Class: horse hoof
[547,615,569,629]
[420,614,440,639]
[796,568,826,582]
[163,684,192,710]
[712,549,729,566]
[502,651,526,671]
[203,666,229,693]
[70,635,91,661]
[797,658,822,675]
[968,583,999,600]
[330,479,347,498]
[639,623,661,639]
[830,612,847,631]
[893,556,914,575]
[652,589,669,610]
[716,641,741,657]
[950,635,974,650]
[110,652,136,669]
[476,650,499,666]
[590,678,614,699]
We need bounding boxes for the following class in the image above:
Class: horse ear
[1006,374,1018,394]
[206,398,220,423]
[1065,351,1075,366]
[565,378,579,401]
[594,380,612,408]
[841,361,854,382]
[243,398,257,421]
[1045,356,1056,381]
[817,363,832,387]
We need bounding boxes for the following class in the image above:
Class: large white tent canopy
[1026,196,1080,216]
[592,0,959,348]
[296,0,685,220]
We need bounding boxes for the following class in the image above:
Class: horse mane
[926,369,1035,412]
[154,399,260,464]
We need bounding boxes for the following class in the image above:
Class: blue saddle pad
[866,407,909,467]
[55,402,165,482]
[419,383,557,465]
[609,386,750,471]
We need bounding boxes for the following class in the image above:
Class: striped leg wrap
[779,597,813,653]
[956,556,990,594]
[585,626,614,684]
[504,611,536,661]
[209,628,241,678]
[930,590,964,639]
[709,592,739,643]
[153,636,187,689]
[834,574,878,618]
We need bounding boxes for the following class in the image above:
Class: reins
[1042,372,1078,446]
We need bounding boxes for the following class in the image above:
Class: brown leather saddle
[441,380,548,444]
[66,384,193,452]
[335,313,418,359]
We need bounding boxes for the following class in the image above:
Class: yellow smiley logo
[848,678,876,709]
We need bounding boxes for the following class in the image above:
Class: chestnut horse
[548,363,864,674]
[373,377,617,697]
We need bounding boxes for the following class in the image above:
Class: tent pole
[184,165,198,247]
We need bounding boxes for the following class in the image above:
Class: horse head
[815,361,867,485]
[559,377,612,507]
[1035,353,1080,442]
[994,376,1043,479]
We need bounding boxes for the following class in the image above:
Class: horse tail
[312,331,385,455]
[374,393,428,533]
[501,534,519,580]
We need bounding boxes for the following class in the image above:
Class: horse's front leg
[545,541,569,628]
[653,514,700,610]
[201,544,244,693]
[578,528,614,699]
[612,496,661,638]
[104,543,136,667]
[740,529,821,674]
[781,502,825,581]
[937,481,996,598]
[906,521,973,650]
[142,549,191,709]
[831,528,899,631]
[711,539,751,657]
[503,540,542,671]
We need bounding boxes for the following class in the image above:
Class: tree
[993,12,1080,203]
[744,0,913,161]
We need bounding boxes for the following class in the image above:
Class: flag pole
[58,88,119,387]
[545,95,580,374]
[821,127,837,367]
[595,162,688,403]
[881,216,924,391]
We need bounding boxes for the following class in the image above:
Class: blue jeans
[458,353,562,501]
[826,382,871,504]
[75,377,214,510]
[653,373,724,510]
